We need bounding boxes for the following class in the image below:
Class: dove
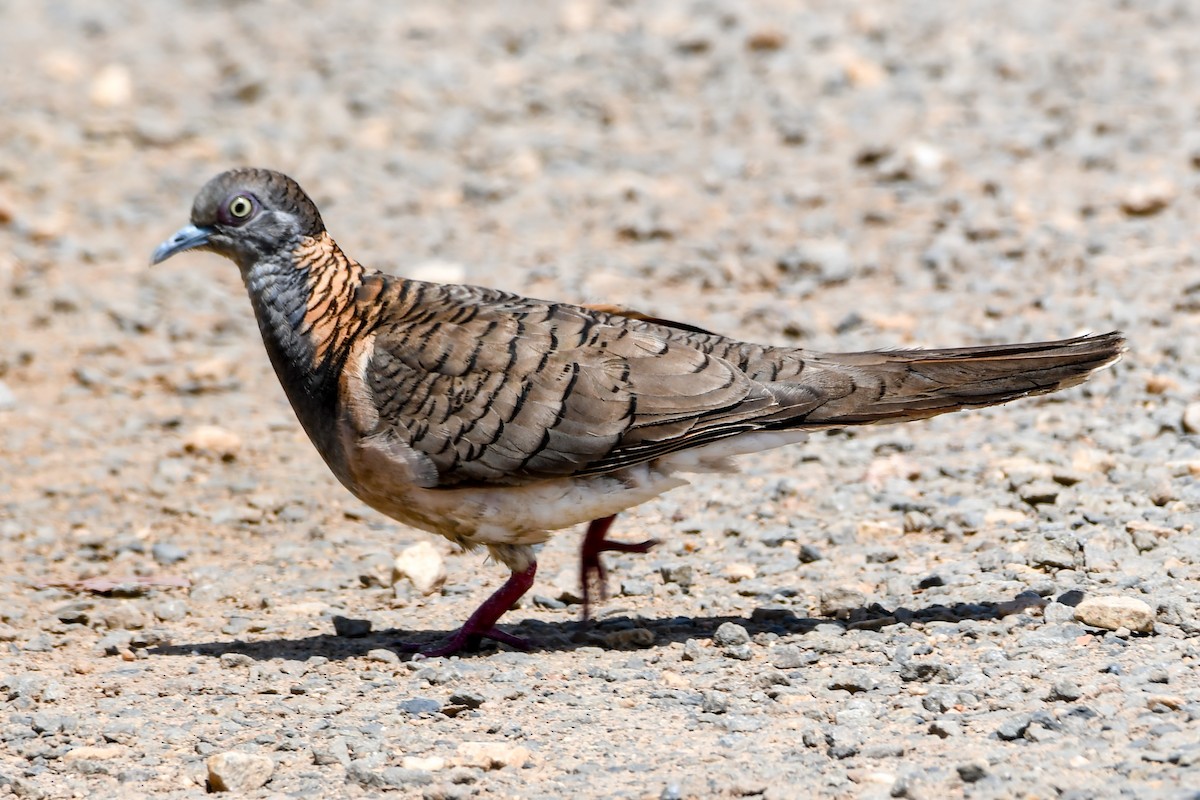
[153,168,1123,656]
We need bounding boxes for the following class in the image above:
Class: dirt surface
[1,1,1199,798]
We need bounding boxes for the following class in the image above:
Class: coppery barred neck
[290,232,370,369]
[240,231,372,394]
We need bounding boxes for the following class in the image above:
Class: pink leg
[579,514,658,619]
[397,562,537,658]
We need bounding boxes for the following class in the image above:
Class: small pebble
[456,742,530,770]
[701,691,729,714]
[151,542,188,565]
[712,622,750,647]
[206,751,274,793]
[182,425,242,461]
[1074,596,1155,633]
[1183,402,1200,434]
[604,628,655,649]
[659,564,694,587]
[393,541,447,596]
[929,720,962,738]
[365,648,400,665]
[957,761,988,783]
[0,380,16,411]
[332,616,372,637]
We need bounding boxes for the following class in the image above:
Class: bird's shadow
[147,592,1057,663]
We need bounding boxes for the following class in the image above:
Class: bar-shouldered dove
[153,168,1124,656]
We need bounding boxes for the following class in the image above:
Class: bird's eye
[217,192,259,226]
[228,195,254,219]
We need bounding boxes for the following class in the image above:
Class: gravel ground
[1,1,1199,798]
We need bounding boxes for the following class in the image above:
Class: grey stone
[996,715,1032,741]
[828,671,878,693]
[101,722,139,745]
[446,690,485,710]
[957,761,988,783]
[1043,602,1077,625]
[619,579,652,597]
[861,742,905,758]
[1028,539,1078,570]
[332,616,372,637]
[346,761,433,788]
[398,697,442,716]
[311,738,351,767]
[55,602,91,624]
[219,653,253,669]
[1048,680,1083,701]
[929,719,962,738]
[701,691,729,714]
[798,544,823,563]
[712,622,750,647]
[899,661,959,683]
[769,645,813,669]
[659,565,695,587]
[96,631,134,656]
[153,599,188,622]
[819,587,866,618]
[31,713,71,735]
[723,644,754,661]
[151,542,188,565]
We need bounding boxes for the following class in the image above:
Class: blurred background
[4,0,1194,500]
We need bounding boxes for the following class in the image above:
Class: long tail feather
[793,331,1125,426]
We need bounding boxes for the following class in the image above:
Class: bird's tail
[789,331,1125,427]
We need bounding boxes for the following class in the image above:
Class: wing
[344,278,795,487]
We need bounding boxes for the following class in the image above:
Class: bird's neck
[243,232,367,446]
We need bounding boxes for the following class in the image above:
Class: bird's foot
[398,625,531,660]
[395,562,537,658]
[580,515,659,619]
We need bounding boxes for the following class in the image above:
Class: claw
[393,562,537,657]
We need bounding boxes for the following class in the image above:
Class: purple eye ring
[218,192,259,226]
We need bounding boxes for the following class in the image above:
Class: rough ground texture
[0,1,1198,798]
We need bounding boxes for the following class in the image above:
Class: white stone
[402,755,446,771]
[456,741,531,770]
[392,541,447,596]
[63,745,124,762]
[1074,596,1155,633]
[1182,402,1200,435]
[206,751,274,793]
[90,64,132,108]
[722,562,757,582]
[183,425,242,461]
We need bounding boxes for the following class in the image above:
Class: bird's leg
[579,514,659,619]
[397,562,537,658]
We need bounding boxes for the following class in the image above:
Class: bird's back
[335,271,1122,491]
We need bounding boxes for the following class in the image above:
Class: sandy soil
[1,1,1198,798]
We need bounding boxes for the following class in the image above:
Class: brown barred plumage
[153,169,1125,657]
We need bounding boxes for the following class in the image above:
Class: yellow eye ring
[228,195,253,219]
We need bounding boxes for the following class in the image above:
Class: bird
[152,168,1124,657]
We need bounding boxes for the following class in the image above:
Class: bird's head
[151,168,325,270]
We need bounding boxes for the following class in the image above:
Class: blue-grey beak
[151,224,214,265]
